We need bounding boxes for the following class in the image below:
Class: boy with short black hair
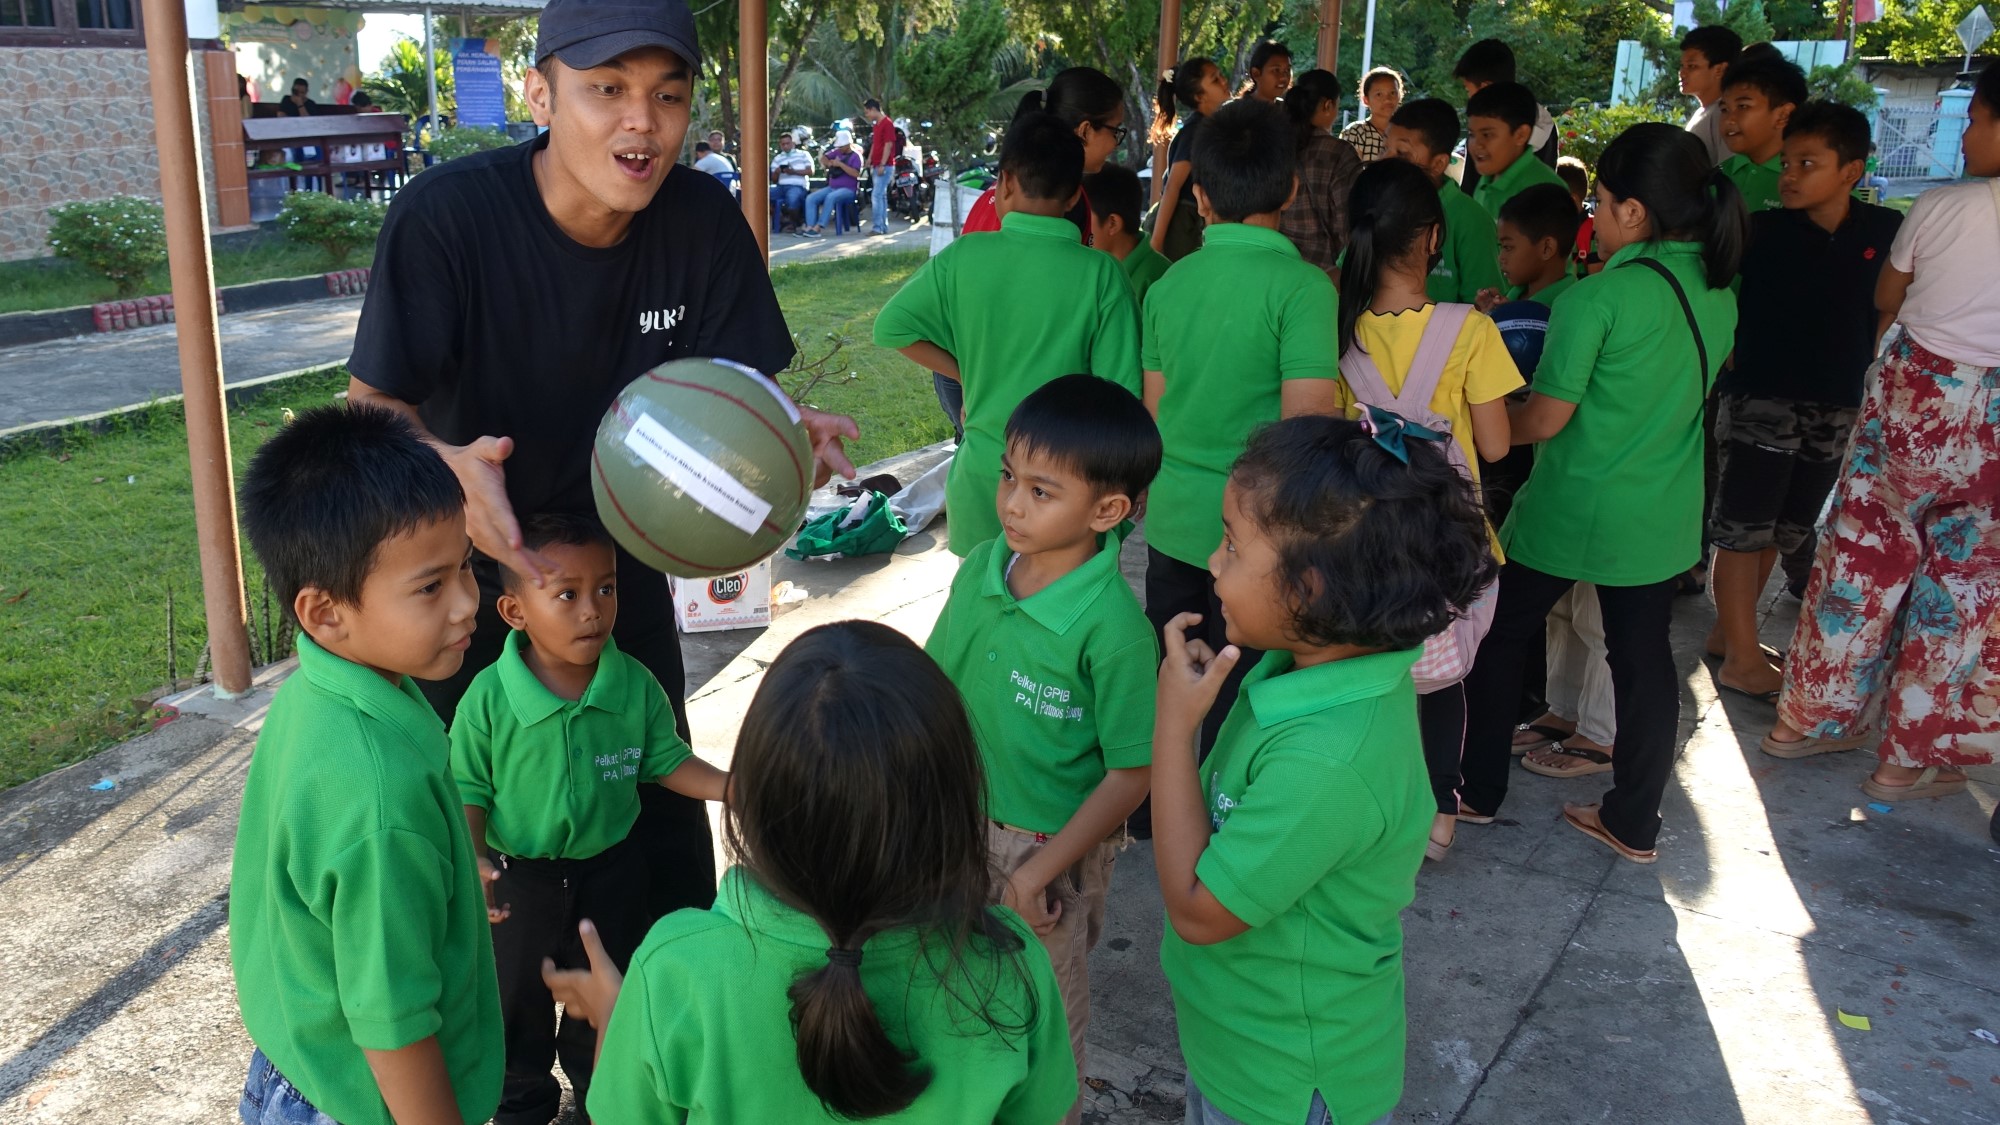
[1467,81,1568,221]
[451,511,728,1124]
[875,111,1141,558]
[1719,57,1809,213]
[1083,164,1171,308]
[231,404,501,1125]
[1681,25,1744,165]
[1452,38,1557,173]
[1143,96,1340,748]
[1707,100,1902,701]
[1480,181,1582,310]
[1386,98,1505,303]
[925,373,1162,1124]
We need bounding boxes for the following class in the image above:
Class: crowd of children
[223,23,2000,1125]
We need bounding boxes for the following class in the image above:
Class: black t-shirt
[275,97,318,117]
[348,134,796,518]
[1168,114,1204,202]
[1720,201,1903,407]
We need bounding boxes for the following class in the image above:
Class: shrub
[276,192,388,266]
[1555,100,1686,174]
[426,126,515,164]
[45,196,167,298]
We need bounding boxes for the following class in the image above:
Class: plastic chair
[714,170,741,198]
[831,196,860,234]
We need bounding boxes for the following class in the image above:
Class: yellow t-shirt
[1341,305,1524,558]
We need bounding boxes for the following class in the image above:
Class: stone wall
[2,46,236,262]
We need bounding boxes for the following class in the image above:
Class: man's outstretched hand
[800,406,860,488]
[440,435,557,588]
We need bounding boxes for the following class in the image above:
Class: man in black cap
[346,5,855,1099]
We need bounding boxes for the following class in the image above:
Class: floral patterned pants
[1779,334,2000,768]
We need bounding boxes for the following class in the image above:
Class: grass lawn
[0,238,360,315]
[0,249,941,791]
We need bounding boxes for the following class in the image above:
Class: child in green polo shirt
[875,111,1142,558]
[230,404,501,1125]
[1718,56,1807,214]
[925,374,1161,1123]
[542,621,1078,1124]
[1477,181,1584,311]
[1151,415,1495,1125]
[449,512,727,1125]
[1385,98,1506,303]
[1082,164,1171,313]
[1142,96,1341,749]
[1468,81,1568,222]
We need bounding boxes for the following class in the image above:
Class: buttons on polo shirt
[987,651,998,662]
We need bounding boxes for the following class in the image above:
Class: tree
[900,0,1011,231]
[1857,0,1999,65]
[364,36,454,123]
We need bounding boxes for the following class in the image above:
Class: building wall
[2,46,242,262]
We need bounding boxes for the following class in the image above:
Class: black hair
[997,110,1084,203]
[350,91,372,108]
[1595,123,1746,289]
[1082,164,1144,231]
[239,404,464,625]
[1152,56,1218,145]
[289,77,307,88]
[1555,154,1590,197]
[1361,66,1405,100]
[1237,39,1293,97]
[1783,99,1872,166]
[1004,374,1162,501]
[1191,97,1296,222]
[1284,68,1344,147]
[1230,417,1495,651]
[1736,41,1784,67]
[501,511,614,592]
[1465,81,1539,134]
[1336,159,1446,358]
[1974,59,1999,117]
[1389,98,1460,162]
[863,97,882,110]
[1498,182,1582,251]
[1720,56,1808,109]
[1680,25,1743,68]
[695,141,712,154]
[725,621,1035,1119]
[1016,66,1124,132]
[1452,39,1516,87]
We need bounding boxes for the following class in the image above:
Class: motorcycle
[887,153,932,223]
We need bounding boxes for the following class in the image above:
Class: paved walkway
[1,440,1995,1124]
[0,220,932,436]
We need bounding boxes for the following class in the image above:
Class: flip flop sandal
[1759,732,1868,759]
[1703,644,1787,666]
[1522,742,1614,779]
[1512,722,1572,756]
[1455,805,1496,825]
[1563,803,1657,865]
[1716,680,1782,704]
[1860,766,1968,802]
[1425,833,1453,862]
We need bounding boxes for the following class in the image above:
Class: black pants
[1143,547,1259,751]
[1479,444,1548,721]
[1461,562,1680,851]
[420,545,718,922]
[1418,683,1467,816]
[490,839,650,1125]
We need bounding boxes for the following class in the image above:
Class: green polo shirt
[1429,179,1505,304]
[1141,223,1339,566]
[1722,151,1784,214]
[450,631,692,860]
[874,210,1141,556]
[1473,151,1568,223]
[1120,239,1172,310]
[589,867,1078,1124]
[1506,272,1578,307]
[1501,240,1737,585]
[1160,648,1429,1125]
[925,533,1157,834]
[229,637,502,1125]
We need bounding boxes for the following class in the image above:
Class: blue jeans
[871,166,891,232]
[770,183,807,228]
[804,186,853,229]
[240,1049,338,1125]
[1183,1078,1389,1125]
[932,371,963,442]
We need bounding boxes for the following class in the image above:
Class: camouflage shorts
[1709,394,1859,554]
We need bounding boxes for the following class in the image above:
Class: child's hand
[478,855,509,924]
[1157,613,1239,739]
[1474,288,1503,314]
[541,919,624,1030]
[1003,872,1063,937]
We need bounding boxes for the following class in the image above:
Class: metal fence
[1874,106,1962,180]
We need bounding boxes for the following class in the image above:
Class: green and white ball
[591,357,812,578]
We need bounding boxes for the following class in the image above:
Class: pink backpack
[1338,303,1499,694]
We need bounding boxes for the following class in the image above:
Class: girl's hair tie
[825,946,863,968]
[1357,404,1446,465]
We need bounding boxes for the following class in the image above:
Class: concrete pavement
[2,441,1996,1124]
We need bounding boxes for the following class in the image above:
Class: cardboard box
[671,558,772,633]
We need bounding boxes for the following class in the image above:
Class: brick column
[202,49,250,228]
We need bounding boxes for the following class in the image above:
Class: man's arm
[897,342,961,381]
[1002,767,1151,936]
[363,1038,467,1125]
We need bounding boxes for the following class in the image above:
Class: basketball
[1489,300,1552,382]
[591,357,813,579]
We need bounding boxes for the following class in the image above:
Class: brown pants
[987,822,1122,1125]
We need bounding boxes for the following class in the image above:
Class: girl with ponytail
[1458,122,1744,866]
[1149,56,1228,260]
[1278,67,1364,276]
[958,66,1129,244]
[544,622,1075,1123]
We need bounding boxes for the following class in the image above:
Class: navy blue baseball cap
[534,0,701,71]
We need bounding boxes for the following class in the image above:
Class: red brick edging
[87,266,370,334]
[324,268,371,297]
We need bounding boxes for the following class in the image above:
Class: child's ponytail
[1152,57,1215,146]
[1595,123,1747,288]
[1337,159,1446,358]
[1697,166,1746,289]
[787,946,929,1117]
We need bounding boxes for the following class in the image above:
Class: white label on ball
[623,412,772,536]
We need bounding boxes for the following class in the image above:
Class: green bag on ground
[785,491,909,561]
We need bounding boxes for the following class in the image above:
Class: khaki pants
[987,822,1123,1125]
